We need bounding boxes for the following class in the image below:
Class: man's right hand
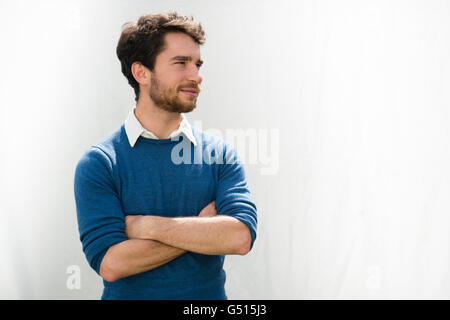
[198,200,217,218]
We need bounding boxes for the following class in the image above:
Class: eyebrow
[170,55,203,66]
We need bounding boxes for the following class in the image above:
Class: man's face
[148,32,203,113]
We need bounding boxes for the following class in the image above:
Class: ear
[131,62,151,86]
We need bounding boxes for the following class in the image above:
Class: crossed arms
[74,146,257,284]
[99,201,252,282]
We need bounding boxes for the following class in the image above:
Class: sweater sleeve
[215,143,258,251]
[73,146,128,275]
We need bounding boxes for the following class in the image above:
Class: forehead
[158,32,201,60]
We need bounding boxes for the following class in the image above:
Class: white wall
[1,0,450,299]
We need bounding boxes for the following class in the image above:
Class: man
[73,12,257,300]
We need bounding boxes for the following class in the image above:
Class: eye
[196,63,202,69]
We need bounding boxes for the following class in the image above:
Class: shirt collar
[124,107,197,148]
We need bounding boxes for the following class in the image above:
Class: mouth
[180,88,199,97]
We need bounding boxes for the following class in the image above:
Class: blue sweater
[73,124,257,299]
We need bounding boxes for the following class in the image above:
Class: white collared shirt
[124,107,197,148]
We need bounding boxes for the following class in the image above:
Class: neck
[134,94,183,139]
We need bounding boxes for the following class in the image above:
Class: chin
[176,100,197,113]
[181,105,196,113]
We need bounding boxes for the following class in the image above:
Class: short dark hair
[116,12,206,102]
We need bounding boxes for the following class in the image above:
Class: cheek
[163,76,181,89]
[171,72,188,86]
[155,71,186,93]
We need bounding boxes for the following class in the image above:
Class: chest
[118,158,218,217]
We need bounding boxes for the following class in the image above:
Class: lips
[180,88,199,97]
[180,88,200,97]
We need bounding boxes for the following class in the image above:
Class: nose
[187,67,202,85]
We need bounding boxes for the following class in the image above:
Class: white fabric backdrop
[1,0,449,299]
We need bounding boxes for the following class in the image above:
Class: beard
[149,73,199,113]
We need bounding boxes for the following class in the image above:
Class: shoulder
[191,125,222,145]
[191,126,235,151]
[93,125,127,158]
[191,126,241,165]
[75,125,126,174]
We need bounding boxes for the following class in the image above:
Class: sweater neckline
[121,123,198,147]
